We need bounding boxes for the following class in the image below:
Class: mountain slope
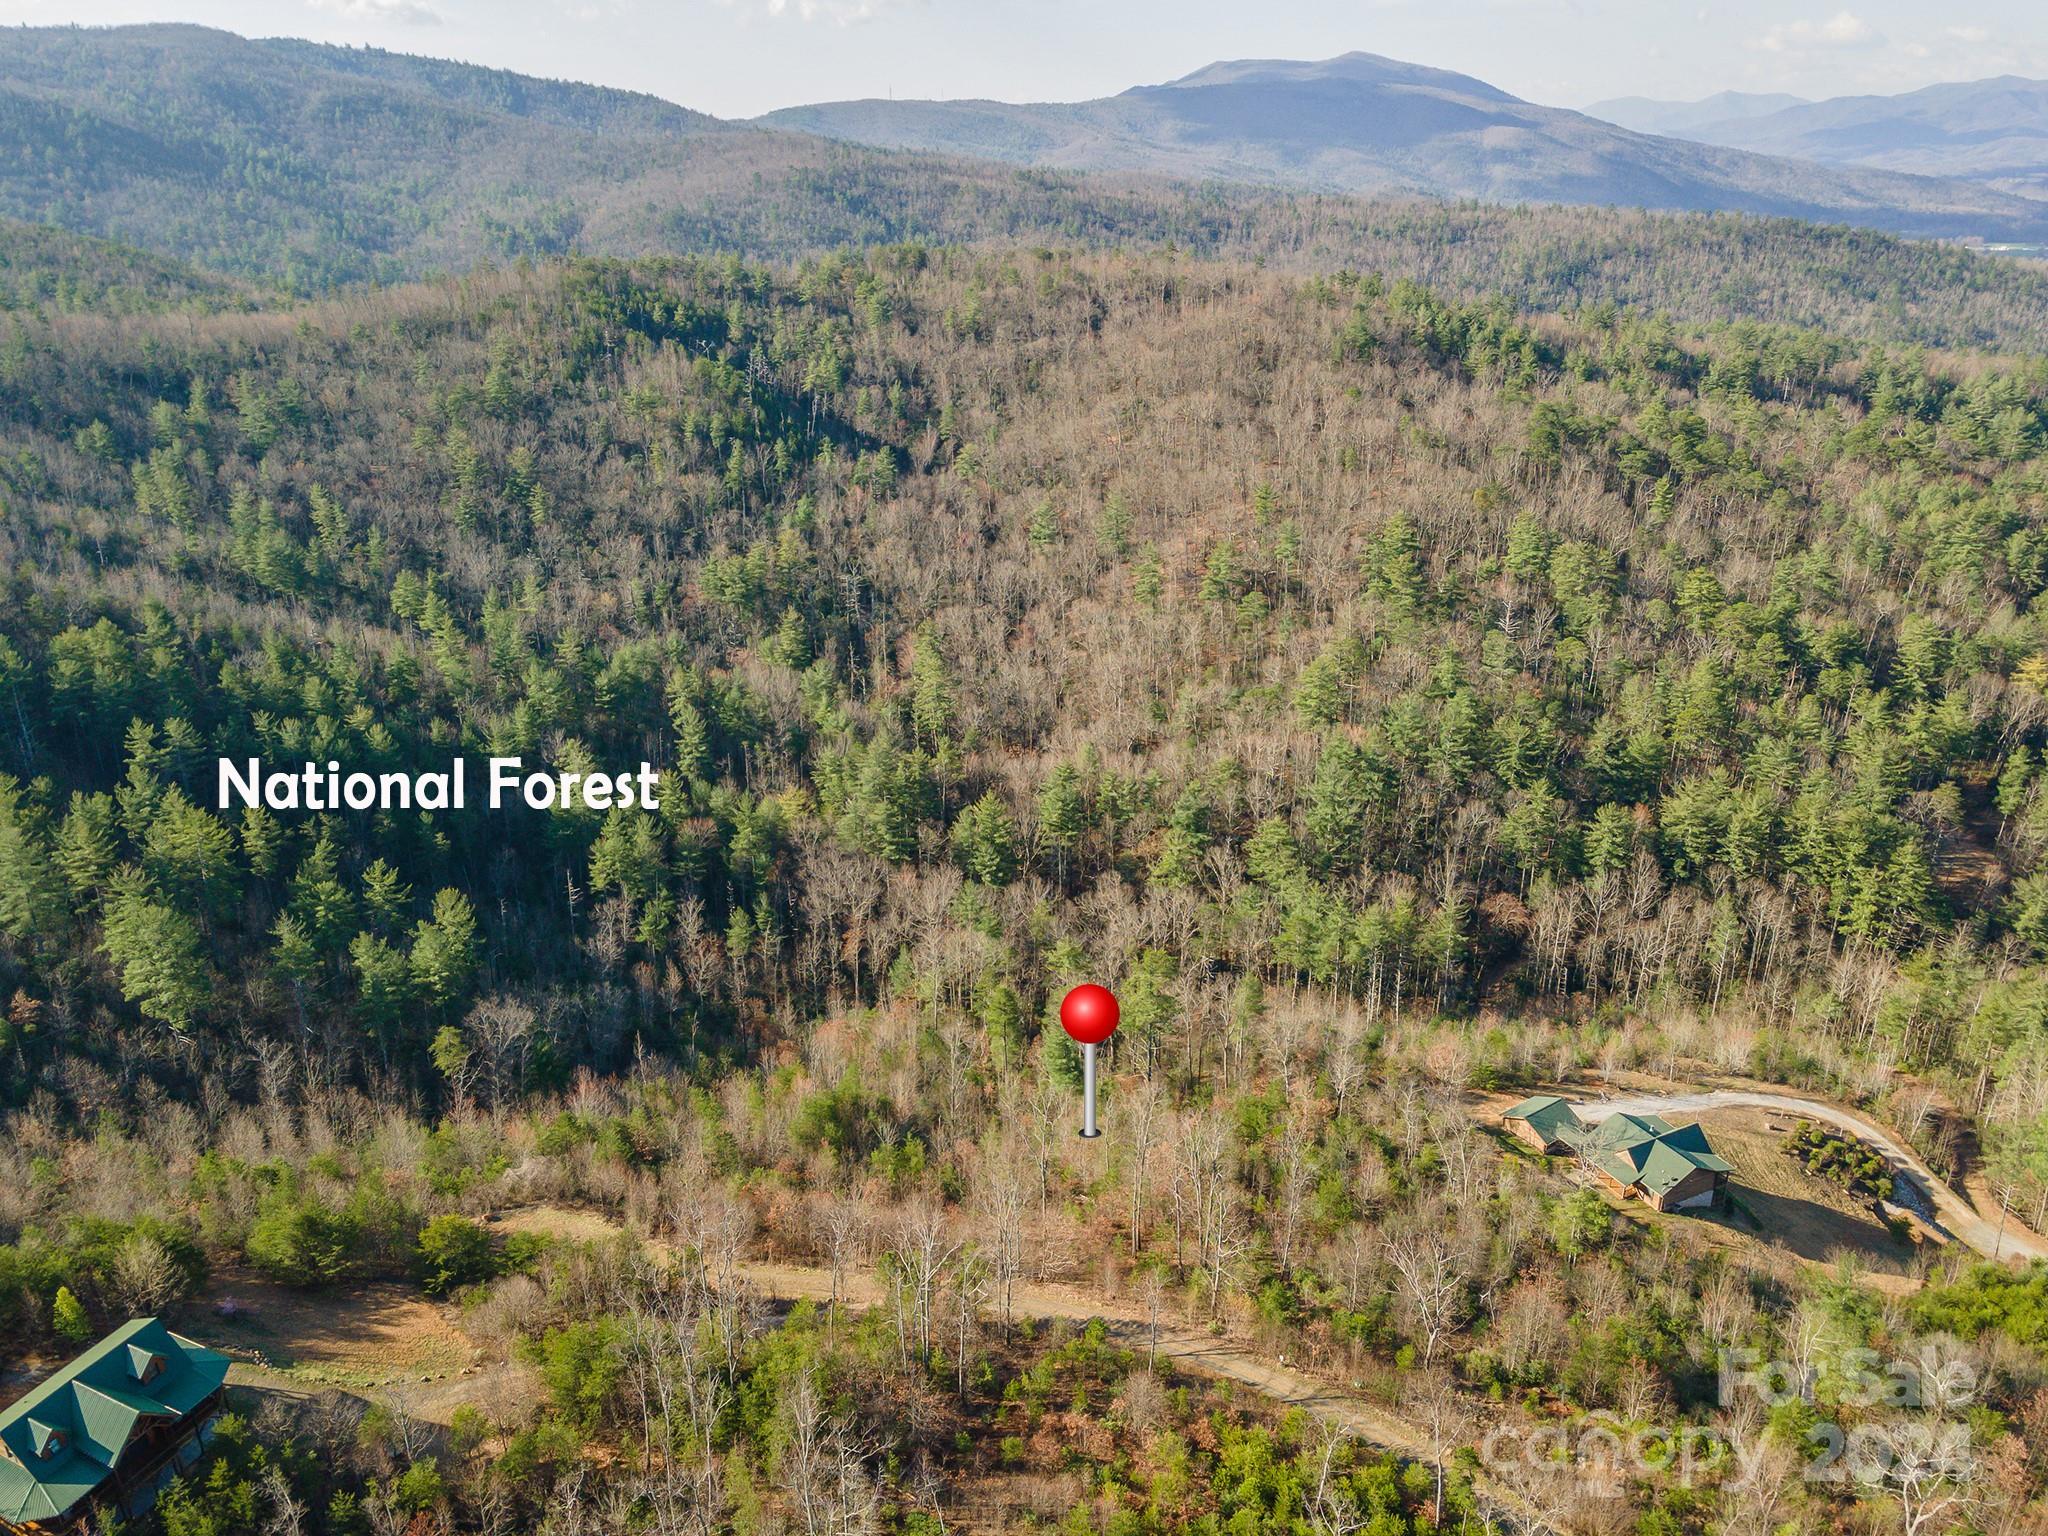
[9,24,2048,352]
[762,53,2048,239]
[1595,76,2048,201]
[0,23,734,287]
[0,216,252,313]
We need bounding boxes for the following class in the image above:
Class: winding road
[206,1080,2046,1536]
[732,1260,1542,1531]
[1573,1088,2048,1264]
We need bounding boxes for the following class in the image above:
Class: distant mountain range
[761,53,2048,238]
[3,23,2048,304]
[1588,76,2048,201]
[1588,92,1811,137]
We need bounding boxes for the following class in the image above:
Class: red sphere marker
[1060,985,1120,1138]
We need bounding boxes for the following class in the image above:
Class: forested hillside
[761,51,2048,238]
[4,237,2048,1532]
[1,239,2045,1182]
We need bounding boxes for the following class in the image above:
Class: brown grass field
[176,1264,486,1405]
[1650,1107,1928,1288]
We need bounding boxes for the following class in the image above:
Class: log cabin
[0,1319,229,1535]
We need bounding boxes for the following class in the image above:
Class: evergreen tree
[410,889,479,1012]
[1304,735,1388,872]
[1036,762,1089,882]
[951,791,1018,886]
[0,779,66,942]
[100,867,208,1029]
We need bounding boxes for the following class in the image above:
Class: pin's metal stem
[1080,1041,1101,1138]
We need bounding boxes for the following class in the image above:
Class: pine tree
[765,607,810,670]
[0,779,66,941]
[1583,803,1635,876]
[352,931,413,1036]
[1198,540,1239,603]
[845,740,919,864]
[239,806,286,883]
[1036,762,1089,882]
[361,859,413,934]
[289,834,358,955]
[671,698,711,783]
[1432,692,1486,789]
[1293,652,1347,730]
[1365,512,1423,615]
[410,889,479,1012]
[1097,493,1133,558]
[951,792,1018,886]
[1504,512,1552,581]
[55,791,119,900]
[1132,545,1164,608]
[1149,786,1209,888]
[100,868,207,1029]
[1305,736,1387,872]
[140,786,239,919]
[909,627,956,748]
[1996,746,2035,833]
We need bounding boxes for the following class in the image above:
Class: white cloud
[718,0,917,25]
[307,0,443,25]
[1944,24,1990,44]
[1754,9,1878,53]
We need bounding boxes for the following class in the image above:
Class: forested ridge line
[13,18,2048,352]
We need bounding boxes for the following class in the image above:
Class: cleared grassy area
[180,1266,478,1392]
[1687,1108,1922,1277]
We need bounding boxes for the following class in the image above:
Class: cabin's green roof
[0,1319,228,1526]
[1500,1095,1585,1143]
[1585,1117,1731,1196]
[1584,1111,1677,1150]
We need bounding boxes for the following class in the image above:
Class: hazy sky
[2,0,2043,119]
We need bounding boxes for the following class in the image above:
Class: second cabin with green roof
[1499,1094,1587,1154]
[0,1318,228,1535]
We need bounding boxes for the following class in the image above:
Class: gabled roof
[1500,1094,1585,1143]
[1583,1116,1731,1196]
[0,1319,228,1526]
[1584,1111,1676,1150]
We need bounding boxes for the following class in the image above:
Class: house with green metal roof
[1498,1094,1733,1212]
[1580,1115,1733,1212]
[1498,1094,1587,1154]
[0,1319,228,1535]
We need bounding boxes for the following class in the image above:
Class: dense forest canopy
[4,222,2048,1534]
[2,241,2046,1182]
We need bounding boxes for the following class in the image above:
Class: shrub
[246,1197,359,1286]
[52,1284,91,1343]
[416,1214,497,1296]
[1785,1121,1892,1200]
[1910,1262,2048,1349]
[522,1317,627,1432]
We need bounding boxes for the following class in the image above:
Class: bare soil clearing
[1477,1072,2048,1266]
[179,1264,480,1403]
[1583,1086,2048,1262]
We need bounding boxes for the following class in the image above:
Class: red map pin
[1060,984,1120,1138]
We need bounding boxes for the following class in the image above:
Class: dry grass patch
[1689,1108,1922,1278]
[180,1264,478,1391]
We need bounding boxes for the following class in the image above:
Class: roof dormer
[126,1344,168,1386]
[28,1419,67,1460]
